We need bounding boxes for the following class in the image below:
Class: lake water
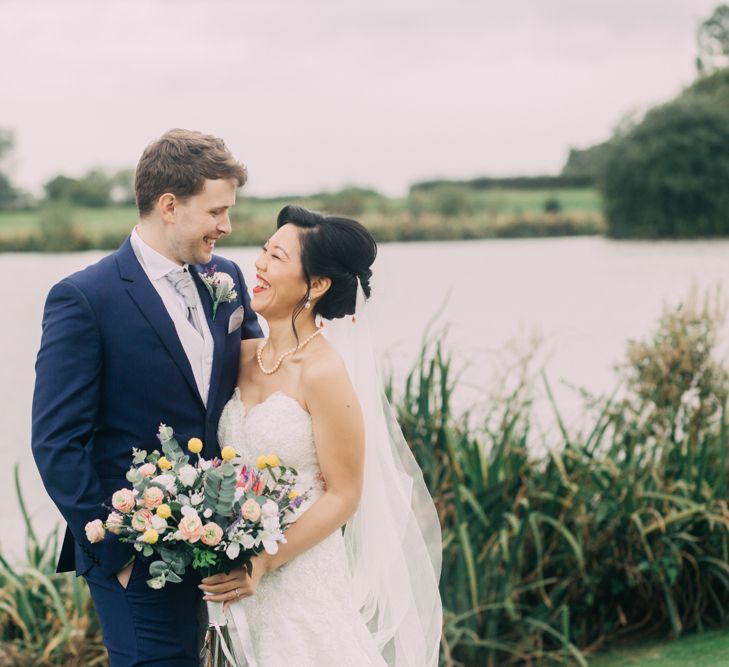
[2,236,728,562]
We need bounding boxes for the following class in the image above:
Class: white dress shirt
[129,227,214,406]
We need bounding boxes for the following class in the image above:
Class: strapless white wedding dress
[217,388,386,667]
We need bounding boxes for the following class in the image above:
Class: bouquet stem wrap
[204,601,241,666]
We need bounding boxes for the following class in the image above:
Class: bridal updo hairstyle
[276,205,377,323]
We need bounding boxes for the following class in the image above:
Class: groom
[31,129,262,665]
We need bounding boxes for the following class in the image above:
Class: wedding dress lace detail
[217,388,386,667]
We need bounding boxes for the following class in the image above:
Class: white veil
[322,283,443,667]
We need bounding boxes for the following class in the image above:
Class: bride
[199,205,442,666]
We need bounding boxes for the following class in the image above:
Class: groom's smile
[168,177,237,265]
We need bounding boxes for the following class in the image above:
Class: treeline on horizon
[0,5,728,249]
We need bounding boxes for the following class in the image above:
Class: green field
[589,630,729,666]
[0,187,605,251]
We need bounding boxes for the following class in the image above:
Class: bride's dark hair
[276,205,377,325]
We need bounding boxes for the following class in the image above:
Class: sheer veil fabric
[322,284,443,667]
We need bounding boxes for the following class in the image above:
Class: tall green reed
[394,290,729,666]
[0,466,106,666]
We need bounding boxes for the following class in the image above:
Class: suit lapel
[190,264,226,415]
[115,238,205,408]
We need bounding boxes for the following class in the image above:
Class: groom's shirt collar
[130,226,189,280]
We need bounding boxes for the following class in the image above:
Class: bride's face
[251,224,309,319]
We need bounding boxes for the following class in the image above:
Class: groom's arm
[232,260,263,340]
[32,279,132,577]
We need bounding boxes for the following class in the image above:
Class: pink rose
[84,519,105,544]
[105,511,124,535]
[112,488,136,514]
[138,463,156,477]
[131,508,154,532]
[143,486,164,509]
[201,522,224,546]
[179,512,203,543]
[241,499,261,522]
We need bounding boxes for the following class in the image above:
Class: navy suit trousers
[84,556,201,666]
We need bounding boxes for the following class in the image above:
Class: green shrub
[37,203,91,252]
[600,78,729,238]
[543,197,562,214]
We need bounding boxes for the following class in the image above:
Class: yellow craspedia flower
[287,490,300,500]
[157,456,173,471]
[156,504,171,519]
[142,529,159,544]
[221,446,236,462]
[188,438,203,454]
[266,454,280,468]
[256,455,268,470]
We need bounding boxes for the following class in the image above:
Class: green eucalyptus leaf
[148,560,168,577]
[165,571,183,584]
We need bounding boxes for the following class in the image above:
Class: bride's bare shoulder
[301,339,353,399]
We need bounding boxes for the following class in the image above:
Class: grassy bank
[0,187,604,251]
[3,290,728,665]
[589,629,729,666]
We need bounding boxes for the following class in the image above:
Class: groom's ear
[309,276,331,302]
[159,193,176,224]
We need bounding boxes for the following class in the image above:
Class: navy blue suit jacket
[31,238,262,577]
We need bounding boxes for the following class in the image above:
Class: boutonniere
[199,267,238,319]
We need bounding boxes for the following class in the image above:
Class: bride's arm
[200,355,365,603]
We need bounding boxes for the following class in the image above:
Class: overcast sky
[0,0,718,196]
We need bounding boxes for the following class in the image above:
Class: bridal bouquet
[84,423,309,666]
[85,423,308,585]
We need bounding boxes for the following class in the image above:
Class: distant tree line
[410,174,593,192]
[43,168,135,207]
[0,132,136,211]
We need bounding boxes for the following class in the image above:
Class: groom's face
[168,178,236,265]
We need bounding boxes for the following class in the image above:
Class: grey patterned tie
[165,268,204,338]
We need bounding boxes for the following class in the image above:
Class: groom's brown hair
[135,129,248,216]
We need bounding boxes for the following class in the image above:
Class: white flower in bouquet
[178,464,198,487]
[259,526,285,555]
[260,499,279,519]
[151,515,168,532]
[151,474,177,494]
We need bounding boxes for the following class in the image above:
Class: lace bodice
[218,388,325,499]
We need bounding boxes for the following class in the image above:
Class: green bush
[600,74,729,238]
[318,187,381,217]
[36,203,91,252]
[543,197,562,214]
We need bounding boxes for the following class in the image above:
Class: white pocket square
[227,306,245,334]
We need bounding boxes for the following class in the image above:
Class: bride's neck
[264,316,318,356]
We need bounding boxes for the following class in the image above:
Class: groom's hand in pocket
[116,559,135,589]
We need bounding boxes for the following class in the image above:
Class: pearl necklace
[256,329,322,375]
